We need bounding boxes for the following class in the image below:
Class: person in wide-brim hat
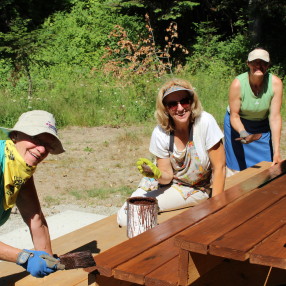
[0,110,65,277]
[0,110,64,155]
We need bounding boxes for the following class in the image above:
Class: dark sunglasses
[165,97,191,111]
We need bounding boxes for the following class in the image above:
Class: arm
[229,78,245,133]
[269,75,283,165]
[208,140,226,196]
[156,157,174,185]
[16,176,53,255]
[0,241,21,262]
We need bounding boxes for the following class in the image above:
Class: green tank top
[238,72,273,121]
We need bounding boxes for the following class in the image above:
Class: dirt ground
[0,125,153,235]
[33,125,153,215]
[1,123,286,235]
[34,123,286,213]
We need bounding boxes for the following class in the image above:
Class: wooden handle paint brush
[58,250,96,270]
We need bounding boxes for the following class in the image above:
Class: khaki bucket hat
[0,110,64,154]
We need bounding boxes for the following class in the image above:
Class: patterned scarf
[3,140,36,210]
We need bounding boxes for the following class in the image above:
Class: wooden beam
[175,174,286,255]
[250,224,286,269]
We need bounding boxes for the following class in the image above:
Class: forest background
[0,0,285,128]
[0,0,286,212]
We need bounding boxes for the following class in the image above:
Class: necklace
[251,84,262,97]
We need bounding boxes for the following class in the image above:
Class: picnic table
[89,161,286,286]
[1,161,286,286]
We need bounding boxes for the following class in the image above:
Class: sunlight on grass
[68,186,133,201]
[43,195,61,207]
[83,146,94,152]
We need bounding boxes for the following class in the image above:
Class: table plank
[144,256,179,286]
[224,161,272,190]
[94,161,286,277]
[250,224,286,269]
[209,197,286,261]
[175,173,286,254]
[113,238,178,284]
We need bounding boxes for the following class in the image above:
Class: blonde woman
[117,78,225,226]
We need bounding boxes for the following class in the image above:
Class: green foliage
[0,0,285,131]
[186,21,250,76]
[152,1,200,21]
[0,68,159,127]
[113,0,199,21]
[33,0,144,68]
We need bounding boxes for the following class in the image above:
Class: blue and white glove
[17,249,64,278]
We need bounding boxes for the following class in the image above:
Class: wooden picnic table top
[175,168,286,269]
[91,161,286,285]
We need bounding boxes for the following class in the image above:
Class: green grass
[83,146,94,152]
[69,186,133,200]
[43,195,61,207]
[0,65,285,129]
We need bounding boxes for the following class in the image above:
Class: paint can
[127,197,158,238]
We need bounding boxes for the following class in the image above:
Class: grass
[67,186,134,206]
[83,146,94,152]
[43,195,61,207]
[0,65,285,129]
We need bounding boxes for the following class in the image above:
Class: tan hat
[248,49,270,63]
[163,85,194,101]
[0,110,64,154]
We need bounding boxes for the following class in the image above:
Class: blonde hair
[155,78,203,132]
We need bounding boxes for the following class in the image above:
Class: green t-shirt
[238,72,273,121]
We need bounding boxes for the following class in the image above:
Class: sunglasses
[164,97,191,111]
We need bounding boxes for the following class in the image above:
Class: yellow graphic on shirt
[3,140,36,210]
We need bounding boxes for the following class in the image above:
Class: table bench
[0,198,187,285]
[0,161,282,285]
[88,161,286,286]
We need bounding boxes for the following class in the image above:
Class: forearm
[0,241,21,262]
[157,171,173,185]
[29,213,53,255]
[156,157,174,185]
[230,113,245,133]
[211,166,226,196]
[208,142,226,196]
[270,115,282,156]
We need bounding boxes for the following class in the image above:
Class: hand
[41,254,65,270]
[136,158,161,179]
[17,249,64,278]
[235,130,262,144]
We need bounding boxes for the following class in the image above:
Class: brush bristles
[59,250,96,270]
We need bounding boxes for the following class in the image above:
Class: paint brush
[58,250,96,270]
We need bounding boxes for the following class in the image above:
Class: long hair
[155,78,203,132]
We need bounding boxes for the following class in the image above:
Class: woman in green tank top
[224,48,283,175]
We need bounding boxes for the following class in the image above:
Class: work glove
[136,158,161,179]
[235,130,262,144]
[16,249,64,278]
